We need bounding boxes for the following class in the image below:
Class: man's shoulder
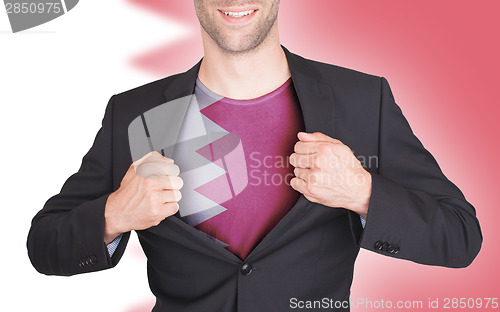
[101,69,196,130]
[114,73,183,103]
[109,68,196,122]
[289,51,382,87]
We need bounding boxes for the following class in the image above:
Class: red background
[126,1,500,310]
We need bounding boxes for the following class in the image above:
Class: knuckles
[289,153,297,166]
[171,176,184,189]
[163,176,184,190]
[172,190,182,202]
[165,202,179,216]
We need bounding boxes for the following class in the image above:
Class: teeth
[222,10,255,18]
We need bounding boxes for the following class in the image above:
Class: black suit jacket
[27,46,482,311]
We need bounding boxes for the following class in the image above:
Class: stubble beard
[196,2,280,55]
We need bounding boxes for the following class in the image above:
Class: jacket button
[240,263,253,276]
[381,242,389,252]
[89,256,97,265]
[374,241,383,250]
[79,259,87,267]
[387,244,395,254]
[393,245,400,254]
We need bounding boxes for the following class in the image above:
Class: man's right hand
[103,151,183,244]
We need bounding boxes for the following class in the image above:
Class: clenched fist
[104,151,184,244]
[289,132,372,218]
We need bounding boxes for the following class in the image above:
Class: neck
[198,25,291,100]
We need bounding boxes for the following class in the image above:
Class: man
[27,0,482,311]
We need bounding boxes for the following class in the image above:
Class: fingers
[134,151,161,166]
[162,202,180,216]
[135,160,180,179]
[294,141,316,154]
[294,167,324,186]
[294,141,341,154]
[164,158,174,164]
[294,132,345,156]
[142,175,183,192]
[289,153,316,169]
[153,202,180,223]
[160,175,184,190]
[293,167,312,182]
[297,132,342,144]
[293,167,308,180]
[290,177,317,201]
[290,176,306,192]
[157,189,182,203]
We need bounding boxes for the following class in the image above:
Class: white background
[0,1,194,311]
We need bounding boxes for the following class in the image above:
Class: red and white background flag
[1,1,499,311]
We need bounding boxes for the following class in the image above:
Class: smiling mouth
[219,9,257,18]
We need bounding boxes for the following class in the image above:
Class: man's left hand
[289,132,372,219]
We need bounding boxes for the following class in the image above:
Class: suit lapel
[283,46,336,137]
[163,60,201,102]
[153,47,338,262]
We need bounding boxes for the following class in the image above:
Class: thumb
[297,132,341,144]
[129,151,174,177]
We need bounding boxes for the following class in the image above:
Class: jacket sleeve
[354,77,482,268]
[27,95,130,276]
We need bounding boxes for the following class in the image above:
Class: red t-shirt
[192,78,305,260]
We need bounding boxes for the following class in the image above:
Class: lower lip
[218,10,258,24]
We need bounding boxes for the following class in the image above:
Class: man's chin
[215,35,267,55]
